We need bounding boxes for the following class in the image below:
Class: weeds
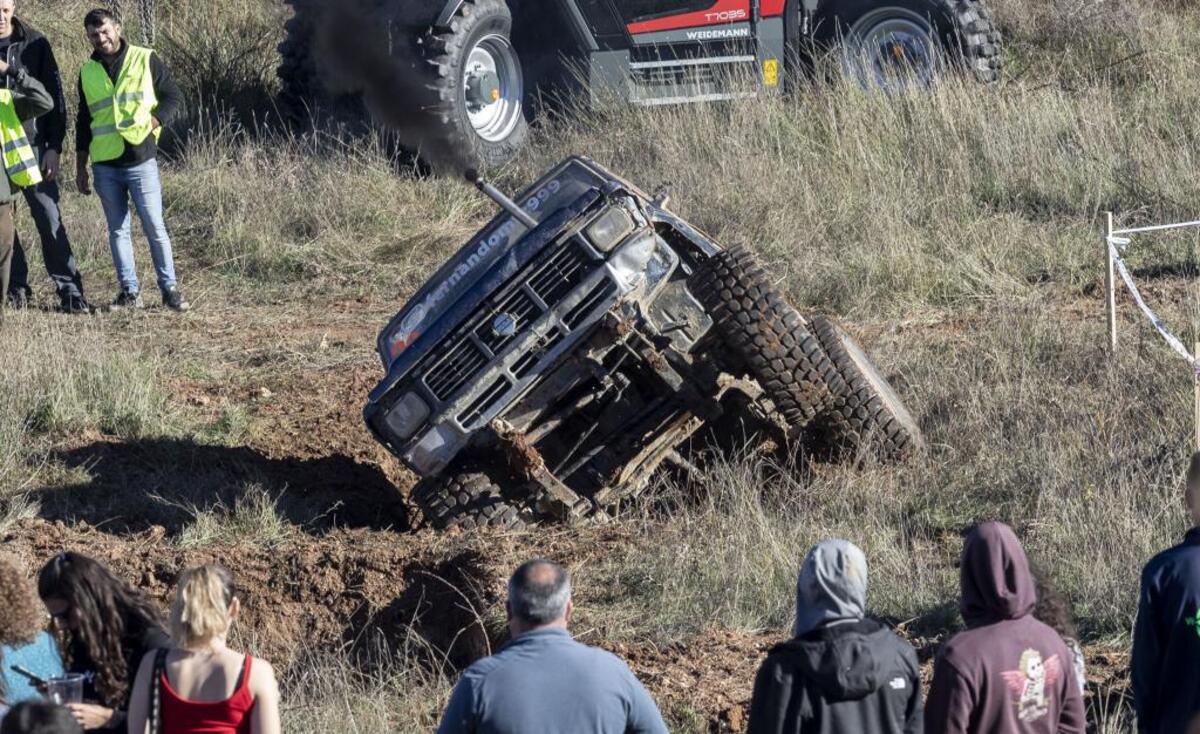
[176,484,294,548]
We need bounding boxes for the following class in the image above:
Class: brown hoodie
[924,522,1085,734]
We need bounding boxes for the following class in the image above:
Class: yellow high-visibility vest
[0,89,41,188]
[80,45,159,163]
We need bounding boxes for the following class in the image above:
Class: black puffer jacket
[747,619,923,734]
[4,18,67,152]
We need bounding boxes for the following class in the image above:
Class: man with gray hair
[437,559,668,734]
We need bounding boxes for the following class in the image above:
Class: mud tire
[829,0,1002,86]
[809,315,924,461]
[412,472,528,531]
[690,246,840,429]
[424,0,529,166]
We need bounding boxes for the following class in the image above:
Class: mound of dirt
[610,630,772,732]
[2,519,505,668]
[2,518,778,729]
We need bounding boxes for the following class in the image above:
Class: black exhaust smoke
[316,1,475,176]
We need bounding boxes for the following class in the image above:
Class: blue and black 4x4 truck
[279,0,1001,166]
[365,158,923,530]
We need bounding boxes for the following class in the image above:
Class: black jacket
[747,619,923,734]
[4,18,66,152]
[75,40,184,167]
[1132,527,1200,733]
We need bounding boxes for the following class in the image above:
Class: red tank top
[160,655,256,734]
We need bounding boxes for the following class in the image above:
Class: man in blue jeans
[437,559,668,734]
[74,8,187,312]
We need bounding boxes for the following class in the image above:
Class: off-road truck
[364,157,922,530]
[280,0,1001,166]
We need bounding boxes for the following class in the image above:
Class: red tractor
[279,0,1000,165]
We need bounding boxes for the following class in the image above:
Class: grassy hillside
[6,0,1200,730]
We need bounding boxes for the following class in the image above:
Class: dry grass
[9,0,1200,729]
[0,311,170,498]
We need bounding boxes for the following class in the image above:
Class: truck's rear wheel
[809,316,924,461]
[690,246,841,429]
[426,0,530,166]
[832,0,1001,88]
[412,472,529,531]
[277,0,528,167]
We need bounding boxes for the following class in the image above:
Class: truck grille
[419,240,596,402]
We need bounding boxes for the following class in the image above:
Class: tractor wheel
[276,0,367,132]
[412,472,529,531]
[828,0,1001,88]
[425,0,530,166]
[809,315,924,461]
[690,246,841,429]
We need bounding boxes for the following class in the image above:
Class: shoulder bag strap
[148,648,168,734]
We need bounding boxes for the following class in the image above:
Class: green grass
[175,483,293,548]
[0,311,172,496]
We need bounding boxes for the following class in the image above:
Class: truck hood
[377,159,610,369]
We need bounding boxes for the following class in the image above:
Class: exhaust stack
[465,169,538,228]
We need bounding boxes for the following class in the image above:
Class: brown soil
[2,516,769,727]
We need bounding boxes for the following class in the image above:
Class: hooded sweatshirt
[748,540,923,734]
[1131,527,1200,733]
[924,522,1086,734]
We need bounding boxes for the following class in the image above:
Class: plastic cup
[45,674,84,705]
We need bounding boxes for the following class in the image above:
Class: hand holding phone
[10,665,46,686]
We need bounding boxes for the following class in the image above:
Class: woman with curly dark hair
[0,555,65,705]
[37,553,168,733]
[1030,561,1087,695]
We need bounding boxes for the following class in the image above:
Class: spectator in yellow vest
[75,8,187,312]
[1,0,90,315]
[0,44,50,323]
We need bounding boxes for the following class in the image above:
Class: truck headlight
[586,207,635,252]
[384,392,430,441]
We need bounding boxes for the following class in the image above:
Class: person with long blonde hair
[125,566,280,734]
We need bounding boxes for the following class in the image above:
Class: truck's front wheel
[689,246,841,430]
[412,472,529,531]
[426,0,530,166]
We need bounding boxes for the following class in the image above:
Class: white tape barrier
[1107,235,1200,373]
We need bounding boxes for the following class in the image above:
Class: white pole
[1106,212,1117,352]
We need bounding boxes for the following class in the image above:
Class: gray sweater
[436,628,669,734]
[0,66,51,203]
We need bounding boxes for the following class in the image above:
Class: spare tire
[809,316,923,461]
[412,472,528,531]
[690,246,841,429]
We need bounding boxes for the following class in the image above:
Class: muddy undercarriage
[458,296,788,526]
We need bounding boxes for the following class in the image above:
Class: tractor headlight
[384,392,430,441]
[586,206,636,252]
